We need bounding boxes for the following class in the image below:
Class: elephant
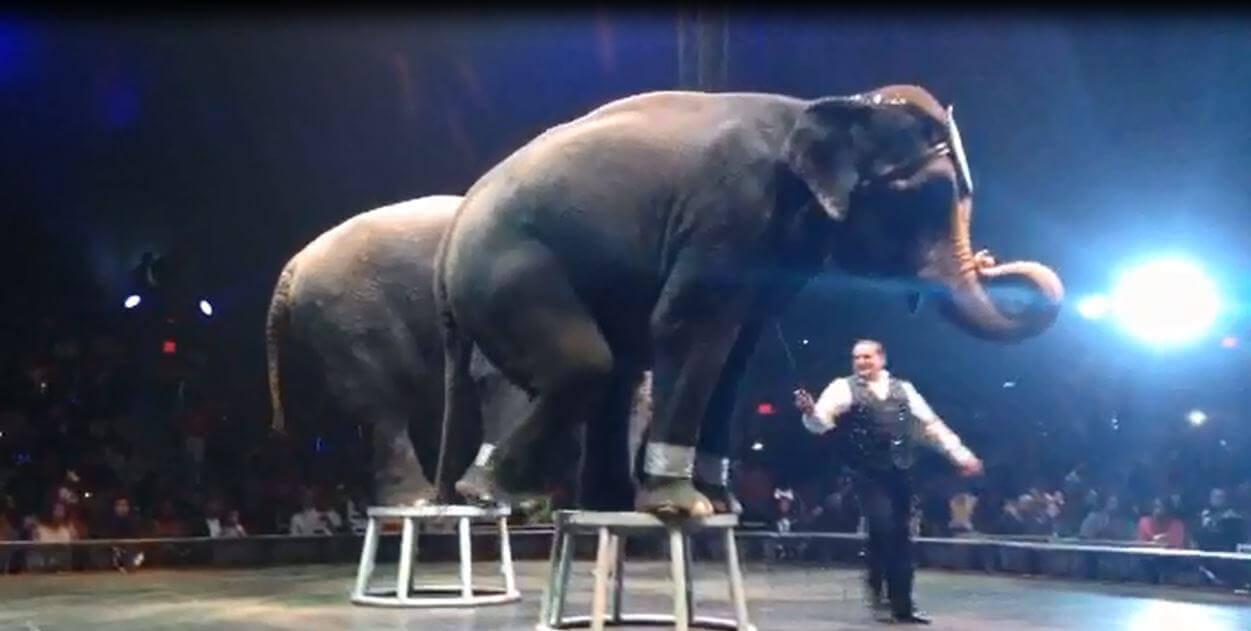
[433,85,1064,518]
[266,195,652,509]
[265,195,516,505]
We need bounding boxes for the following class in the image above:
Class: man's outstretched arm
[796,378,852,434]
[901,382,982,474]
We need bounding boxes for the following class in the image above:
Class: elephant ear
[781,95,876,221]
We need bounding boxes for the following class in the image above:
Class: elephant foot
[375,434,435,507]
[492,424,581,501]
[694,481,743,515]
[635,476,714,518]
[454,464,508,507]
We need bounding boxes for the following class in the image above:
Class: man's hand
[793,388,815,415]
[957,456,984,477]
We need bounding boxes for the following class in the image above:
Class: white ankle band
[643,442,695,478]
[473,443,495,467]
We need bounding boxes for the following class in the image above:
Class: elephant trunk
[928,196,1064,342]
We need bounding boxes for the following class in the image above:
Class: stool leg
[611,534,624,623]
[683,534,695,625]
[590,527,611,631]
[396,517,416,602]
[352,517,379,599]
[540,530,575,628]
[669,528,690,631]
[724,528,750,630]
[459,516,473,599]
[538,529,562,627]
[499,516,517,596]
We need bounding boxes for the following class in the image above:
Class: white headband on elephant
[855,98,974,198]
[945,104,973,196]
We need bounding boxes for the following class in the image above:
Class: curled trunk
[927,196,1064,342]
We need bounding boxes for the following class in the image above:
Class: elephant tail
[431,251,477,503]
[266,260,297,435]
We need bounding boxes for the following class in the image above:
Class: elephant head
[782,84,1063,342]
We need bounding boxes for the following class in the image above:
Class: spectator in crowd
[773,487,799,534]
[97,494,142,539]
[1137,497,1187,548]
[948,489,978,534]
[289,487,343,535]
[1024,492,1057,536]
[149,499,188,537]
[1196,488,1246,552]
[194,496,226,538]
[997,495,1029,535]
[1072,489,1102,535]
[33,499,75,542]
[219,509,247,537]
[335,484,369,535]
[770,488,803,560]
[1079,494,1123,540]
[95,494,145,571]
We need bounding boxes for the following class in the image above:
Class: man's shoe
[891,609,932,625]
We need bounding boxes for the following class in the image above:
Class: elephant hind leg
[459,243,616,499]
[332,372,435,507]
[577,368,645,511]
[373,414,437,506]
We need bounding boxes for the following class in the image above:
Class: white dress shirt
[801,370,976,467]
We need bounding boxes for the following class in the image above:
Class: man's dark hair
[852,339,886,357]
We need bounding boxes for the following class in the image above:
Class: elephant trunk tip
[929,195,1064,343]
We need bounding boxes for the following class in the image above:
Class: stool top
[366,504,511,519]
[554,510,738,531]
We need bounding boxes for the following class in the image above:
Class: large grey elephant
[266,195,651,509]
[434,85,1064,517]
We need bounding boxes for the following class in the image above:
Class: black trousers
[854,465,914,615]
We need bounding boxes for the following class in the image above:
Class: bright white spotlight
[1076,294,1111,320]
[1187,409,1207,426]
[199,300,213,317]
[124,295,141,309]
[751,441,764,451]
[1109,257,1224,347]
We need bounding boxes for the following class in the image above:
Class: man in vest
[793,339,983,624]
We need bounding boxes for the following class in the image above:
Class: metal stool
[351,504,520,607]
[538,510,755,631]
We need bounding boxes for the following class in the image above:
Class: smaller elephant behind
[266,194,652,508]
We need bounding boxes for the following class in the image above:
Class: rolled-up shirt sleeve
[901,382,976,467]
[801,378,852,434]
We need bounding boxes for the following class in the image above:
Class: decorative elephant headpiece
[783,84,972,222]
[783,84,1064,342]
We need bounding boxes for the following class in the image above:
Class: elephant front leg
[694,317,765,514]
[637,280,751,518]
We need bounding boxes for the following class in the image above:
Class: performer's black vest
[837,374,918,471]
